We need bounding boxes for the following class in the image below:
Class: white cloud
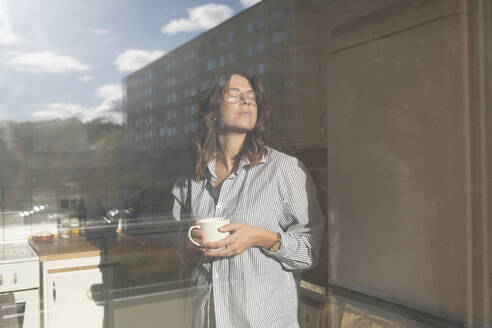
[91,29,110,35]
[6,51,91,73]
[240,0,261,8]
[114,49,165,72]
[79,75,93,82]
[162,4,234,34]
[0,1,24,45]
[32,104,86,120]
[32,84,123,124]
[95,84,121,103]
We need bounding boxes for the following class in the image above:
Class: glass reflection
[0,0,491,327]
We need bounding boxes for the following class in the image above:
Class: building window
[257,17,264,29]
[167,60,176,71]
[219,56,225,67]
[168,126,177,136]
[201,80,209,91]
[167,93,177,104]
[228,52,234,64]
[167,110,177,120]
[248,66,254,77]
[185,122,198,133]
[185,50,197,62]
[288,28,295,42]
[247,22,253,33]
[168,76,176,87]
[258,40,264,52]
[219,34,226,46]
[272,8,283,21]
[228,31,234,42]
[247,45,254,56]
[185,87,197,98]
[160,127,165,136]
[258,63,265,75]
[207,59,215,71]
[185,70,196,81]
[272,31,285,44]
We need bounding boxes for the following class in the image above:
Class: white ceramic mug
[187,217,230,250]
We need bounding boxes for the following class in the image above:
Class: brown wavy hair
[194,71,269,180]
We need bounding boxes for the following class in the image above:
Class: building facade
[124,0,325,151]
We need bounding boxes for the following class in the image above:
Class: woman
[172,72,324,328]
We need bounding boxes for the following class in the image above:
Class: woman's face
[217,74,258,134]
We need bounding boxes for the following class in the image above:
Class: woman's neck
[216,133,246,172]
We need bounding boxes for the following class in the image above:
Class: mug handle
[187,225,202,247]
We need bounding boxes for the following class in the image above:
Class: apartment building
[123,0,325,151]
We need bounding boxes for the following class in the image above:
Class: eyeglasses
[223,88,261,105]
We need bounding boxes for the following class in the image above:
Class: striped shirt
[172,147,325,328]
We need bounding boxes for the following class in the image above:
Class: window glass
[247,21,254,33]
[272,30,285,44]
[258,40,264,52]
[206,58,215,70]
[257,17,264,29]
[1,1,491,328]
[247,44,254,56]
[258,63,265,75]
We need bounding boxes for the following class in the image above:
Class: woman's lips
[238,111,250,116]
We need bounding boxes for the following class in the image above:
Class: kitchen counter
[29,236,104,262]
[29,231,183,265]
[30,230,194,302]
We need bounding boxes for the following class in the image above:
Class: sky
[0,0,262,124]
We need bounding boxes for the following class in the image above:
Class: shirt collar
[207,148,270,179]
[207,157,218,180]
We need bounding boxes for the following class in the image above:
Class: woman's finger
[218,223,242,233]
[204,246,231,257]
[202,238,226,249]
[203,239,241,257]
[191,229,204,239]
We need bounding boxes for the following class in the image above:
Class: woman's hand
[201,223,277,257]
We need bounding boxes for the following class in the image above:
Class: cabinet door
[45,267,105,328]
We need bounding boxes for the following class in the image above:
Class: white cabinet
[41,256,113,328]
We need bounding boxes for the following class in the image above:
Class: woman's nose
[239,93,252,104]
